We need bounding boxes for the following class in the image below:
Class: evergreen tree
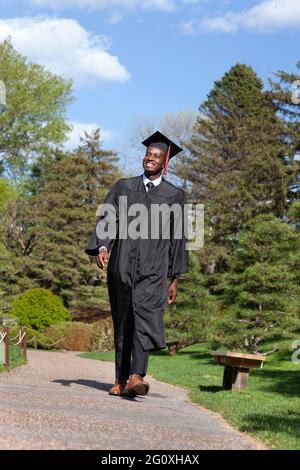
[24,148,68,197]
[269,61,300,201]
[184,64,288,248]
[210,215,300,353]
[288,201,300,230]
[77,128,119,189]
[164,252,215,355]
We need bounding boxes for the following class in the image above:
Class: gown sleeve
[168,189,189,278]
[85,180,120,256]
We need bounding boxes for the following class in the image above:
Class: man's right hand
[96,251,109,269]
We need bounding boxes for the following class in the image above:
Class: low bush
[10,288,71,331]
[44,318,114,352]
[89,318,114,352]
[44,321,94,351]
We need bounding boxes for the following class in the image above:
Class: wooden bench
[211,351,266,391]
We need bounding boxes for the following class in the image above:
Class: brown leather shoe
[124,374,150,396]
[108,380,127,396]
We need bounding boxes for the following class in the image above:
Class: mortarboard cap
[142,131,182,176]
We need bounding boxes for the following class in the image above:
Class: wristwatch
[98,246,108,254]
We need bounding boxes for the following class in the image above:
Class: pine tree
[77,129,119,190]
[269,61,300,201]
[210,214,300,353]
[184,64,288,247]
[164,252,215,355]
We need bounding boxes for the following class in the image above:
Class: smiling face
[143,146,166,178]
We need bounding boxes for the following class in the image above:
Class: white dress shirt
[143,173,162,191]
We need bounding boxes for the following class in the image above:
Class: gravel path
[0,350,264,450]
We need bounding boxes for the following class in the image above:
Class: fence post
[22,327,27,361]
[4,326,9,368]
[18,329,22,354]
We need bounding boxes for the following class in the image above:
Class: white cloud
[66,121,113,150]
[244,0,300,31]
[182,15,237,34]
[141,0,177,11]
[182,0,300,34]
[28,0,177,12]
[106,11,125,24]
[0,16,130,84]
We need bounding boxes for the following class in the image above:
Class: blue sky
[0,0,300,173]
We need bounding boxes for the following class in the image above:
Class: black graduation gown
[85,175,189,351]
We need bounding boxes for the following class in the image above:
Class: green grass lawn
[80,341,300,450]
[0,344,26,373]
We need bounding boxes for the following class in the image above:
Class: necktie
[146,182,154,192]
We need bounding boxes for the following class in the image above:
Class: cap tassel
[163,145,171,176]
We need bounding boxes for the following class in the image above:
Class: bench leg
[222,366,249,391]
[232,367,249,391]
[223,365,233,390]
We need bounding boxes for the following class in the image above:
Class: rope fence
[0,327,27,368]
[0,326,66,367]
[0,332,7,343]
[12,331,27,346]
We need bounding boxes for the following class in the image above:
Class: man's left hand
[168,279,178,305]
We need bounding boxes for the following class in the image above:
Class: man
[85,131,189,397]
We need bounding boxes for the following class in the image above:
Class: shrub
[44,321,94,351]
[89,318,114,352]
[44,318,114,352]
[10,288,71,331]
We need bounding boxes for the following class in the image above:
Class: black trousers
[114,304,149,381]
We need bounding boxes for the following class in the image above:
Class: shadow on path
[52,379,112,392]
[52,379,146,402]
